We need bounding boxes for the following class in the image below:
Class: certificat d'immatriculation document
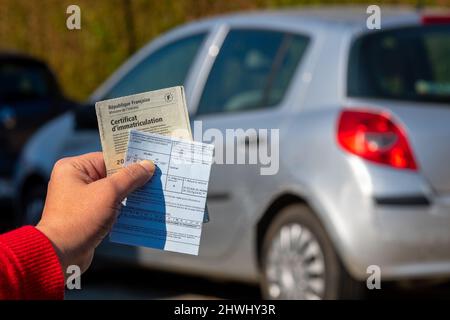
[110,129,214,255]
[95,86,191,176]
[95,86,210,223]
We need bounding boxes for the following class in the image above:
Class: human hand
[36,152,155,274]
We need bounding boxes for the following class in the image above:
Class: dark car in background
[0,53,76,201]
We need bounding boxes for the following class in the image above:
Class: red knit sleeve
[0,226,64,300]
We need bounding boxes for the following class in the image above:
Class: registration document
[95,86,192,176]
[95,87,210,223]
[110,130,214,255]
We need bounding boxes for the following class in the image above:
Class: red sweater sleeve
[0,226,64,300]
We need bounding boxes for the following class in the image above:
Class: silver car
[14,7,450,299]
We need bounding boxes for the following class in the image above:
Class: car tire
[260,204,365,300]
[18,184,47,227]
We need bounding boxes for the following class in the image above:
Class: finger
[107,160,155,200]
[51,152,107,183]
[73,152,107,179]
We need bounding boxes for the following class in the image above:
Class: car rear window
[0,61,51,101]
[348,25,450,104]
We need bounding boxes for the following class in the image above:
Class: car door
[192,28,311,258]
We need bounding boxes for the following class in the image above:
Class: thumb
[107,160,155,200]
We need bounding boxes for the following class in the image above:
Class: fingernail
[139,160,155,173]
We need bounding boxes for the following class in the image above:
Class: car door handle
[207,192,231,201]
[243,135,265,148]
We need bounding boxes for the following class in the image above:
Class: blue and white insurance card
[110,129,214,255]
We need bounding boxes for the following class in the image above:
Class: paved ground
[64,260,450,300]
[65,261,261,300]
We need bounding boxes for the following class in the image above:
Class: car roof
[188,6,423,32]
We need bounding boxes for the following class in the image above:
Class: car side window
[196,29,309,115]
[104,32,207,99]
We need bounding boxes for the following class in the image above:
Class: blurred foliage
[0,0,449,100]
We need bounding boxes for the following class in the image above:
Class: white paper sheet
[110,129,214,255]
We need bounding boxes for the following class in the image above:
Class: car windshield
[0,61,50,101]
[348,25,450,104]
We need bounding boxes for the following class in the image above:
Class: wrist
[36,223,70,273]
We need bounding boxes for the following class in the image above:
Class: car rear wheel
[260,204,364,300]
[19,184,47,226]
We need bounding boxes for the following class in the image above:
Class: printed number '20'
[116,159,124,165]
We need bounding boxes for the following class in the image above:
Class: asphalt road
[65,261,261,300]
[2,201,450,300]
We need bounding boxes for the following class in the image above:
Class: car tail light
[337,109,418,170]
[421,15,450,25]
